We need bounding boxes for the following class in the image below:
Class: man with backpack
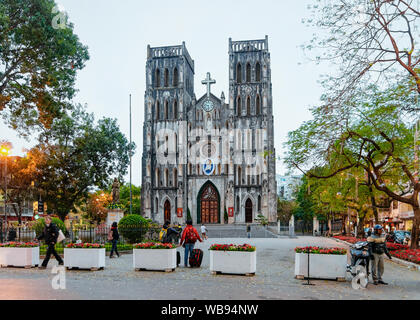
[180,220,202,267]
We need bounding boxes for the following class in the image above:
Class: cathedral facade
[141,37,277,225]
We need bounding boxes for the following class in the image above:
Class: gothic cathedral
[141,37,277,225]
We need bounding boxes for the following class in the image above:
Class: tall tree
[286,83,420,248]
[32,105,135,221]
[0,0,89,134]
[0,152,37,224]
[303,0,419,109]
[85,192,112,224]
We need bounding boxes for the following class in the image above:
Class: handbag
[57,230,65,243]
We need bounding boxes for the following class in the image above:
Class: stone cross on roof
[201,72,216,98]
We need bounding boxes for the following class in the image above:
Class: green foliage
[0,0,89,133]
[33,217,67,237]
[32,104,135,220]
[277,198,297,224]
[118,214,150,244]
[293,176,315,221]
[255,214,269,226]
[107,183,141,215]
[187,208,192,221]
[224,208,228,224]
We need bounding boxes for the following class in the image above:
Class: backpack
[159,228,168,242]
[185,227,198,244]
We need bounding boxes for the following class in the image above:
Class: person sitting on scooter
[367,225,392,285]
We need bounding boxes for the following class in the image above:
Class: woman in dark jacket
[109,222,120,258]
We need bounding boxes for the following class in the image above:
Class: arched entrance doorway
[245,199,253,223]
[164,200,171,223]
[197,182,220,224]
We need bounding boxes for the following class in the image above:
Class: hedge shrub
[33,217,67,237]
[118,214,150,244]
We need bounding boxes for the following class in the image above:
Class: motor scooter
[347,241,370,289]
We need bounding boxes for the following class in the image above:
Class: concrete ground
[0,236,418,300]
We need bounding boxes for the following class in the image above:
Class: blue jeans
[184,243,195,266]
[110,239,119,257]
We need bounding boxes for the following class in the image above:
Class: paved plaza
[0,236,419,300]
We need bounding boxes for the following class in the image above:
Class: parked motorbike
[347,241,370,289]
[386,232,396,243]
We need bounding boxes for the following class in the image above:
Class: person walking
[246,224,251,238]
[179,220,202,267]
[37,216,63,269]
[368,224,392,285]
[109,222,120,258]
[200,224,208,240]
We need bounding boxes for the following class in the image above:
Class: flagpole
[129,94,133,215]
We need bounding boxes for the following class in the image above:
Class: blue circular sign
[203,159,215,176]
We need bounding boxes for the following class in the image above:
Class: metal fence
[0,226,161,246]
[331,220,344,234]
[294,220,313,235]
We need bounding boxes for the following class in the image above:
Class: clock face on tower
[202,100,214,112]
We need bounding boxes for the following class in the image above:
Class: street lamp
[0,145,11,238]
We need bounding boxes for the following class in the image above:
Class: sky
[1,0,328,186]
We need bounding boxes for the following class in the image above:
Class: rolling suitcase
[189,249,203,268]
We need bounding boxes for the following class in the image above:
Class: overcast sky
[1,0,328,186]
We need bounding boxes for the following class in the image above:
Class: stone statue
[112,178,120,204]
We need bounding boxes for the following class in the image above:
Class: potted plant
[209,243,256,276]
[0,242,40,268]
[133,242,177,272]
[294,246,347,281]
[64,243,105,270]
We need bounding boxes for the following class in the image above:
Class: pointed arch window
[164,101,169,120]
[246,63,251,83]
[174,99,178,119]
[256,95,261,115]
[238,166,242,185]
[237,96,241,116]
[156,101,160,120]
[173,168,178,188]
[236,63,242,83]
[247,96,251,116]
[256,62,261,82]
[173,67,179,87]
[156,168,161,187]
[155,69,161,88]
[165,169,169,187]
[164,68,169,87]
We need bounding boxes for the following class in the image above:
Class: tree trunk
[410,208,419,250]
[368,182,379,224]
[357,215,365,239]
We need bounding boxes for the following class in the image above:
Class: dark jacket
[37,223,59,245]
[111,227,119,241]
[367,234,391,259]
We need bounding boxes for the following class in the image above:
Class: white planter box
[294,253,347,280]
[210,250,256,275]
[64,248,105,270]
[0,247,39,268]
[133,248,177,271]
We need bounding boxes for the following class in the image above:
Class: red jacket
[180,225,202,245]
